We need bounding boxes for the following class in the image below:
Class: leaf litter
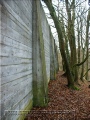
[25,71,90,120]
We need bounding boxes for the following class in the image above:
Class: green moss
[32,3,48,108]
[33,85,48,107]
[50,69,56,80]
[47,78,50,83]
[69,85,80,90]
[17,100,33,120]
[54,71,56,79]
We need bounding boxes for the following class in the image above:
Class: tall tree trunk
[80,48,85,81]
[43,0,76,88]
[80,17,84,81]
[77,18,80,65]
[77,17,81,79]
[65,0,78,82]
[61,16,70,63]
[85,9,90,80]
[60,16,70,72]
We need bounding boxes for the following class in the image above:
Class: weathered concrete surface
[41,5,51,82]
[0,0,33,119]
[32,0,48,107]
[54,41,59,73]
[0,0,59,119]
[50,33,56,80]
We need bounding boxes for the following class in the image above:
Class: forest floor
[25,71,90,120]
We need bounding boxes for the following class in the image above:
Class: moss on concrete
[33,80,48,107]
[17,100,33,120]
[32,0,48,107]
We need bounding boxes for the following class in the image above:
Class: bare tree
[42,0,90,89]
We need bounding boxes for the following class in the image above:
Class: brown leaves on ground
[25,71,90,120]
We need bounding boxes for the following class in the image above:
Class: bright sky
[42,0,90,48]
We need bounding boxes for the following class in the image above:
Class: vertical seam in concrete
[32,0,48,107]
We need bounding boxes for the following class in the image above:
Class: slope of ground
[25,71,90,120]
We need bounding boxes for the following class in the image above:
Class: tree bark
[85,9,90,80]
[65,0,78,82]
[43,0,75,88]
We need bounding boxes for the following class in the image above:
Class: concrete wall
[0,0,33,119]
[41,6,51,81]
[0,0,59,119]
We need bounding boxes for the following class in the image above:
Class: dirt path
[25,71,90,120]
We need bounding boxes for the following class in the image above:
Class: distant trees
[42,0,90,89]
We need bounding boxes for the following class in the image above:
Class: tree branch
[83,69,90,77]
[73,53,90,67]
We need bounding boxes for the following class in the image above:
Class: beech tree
[42,0,90,89]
